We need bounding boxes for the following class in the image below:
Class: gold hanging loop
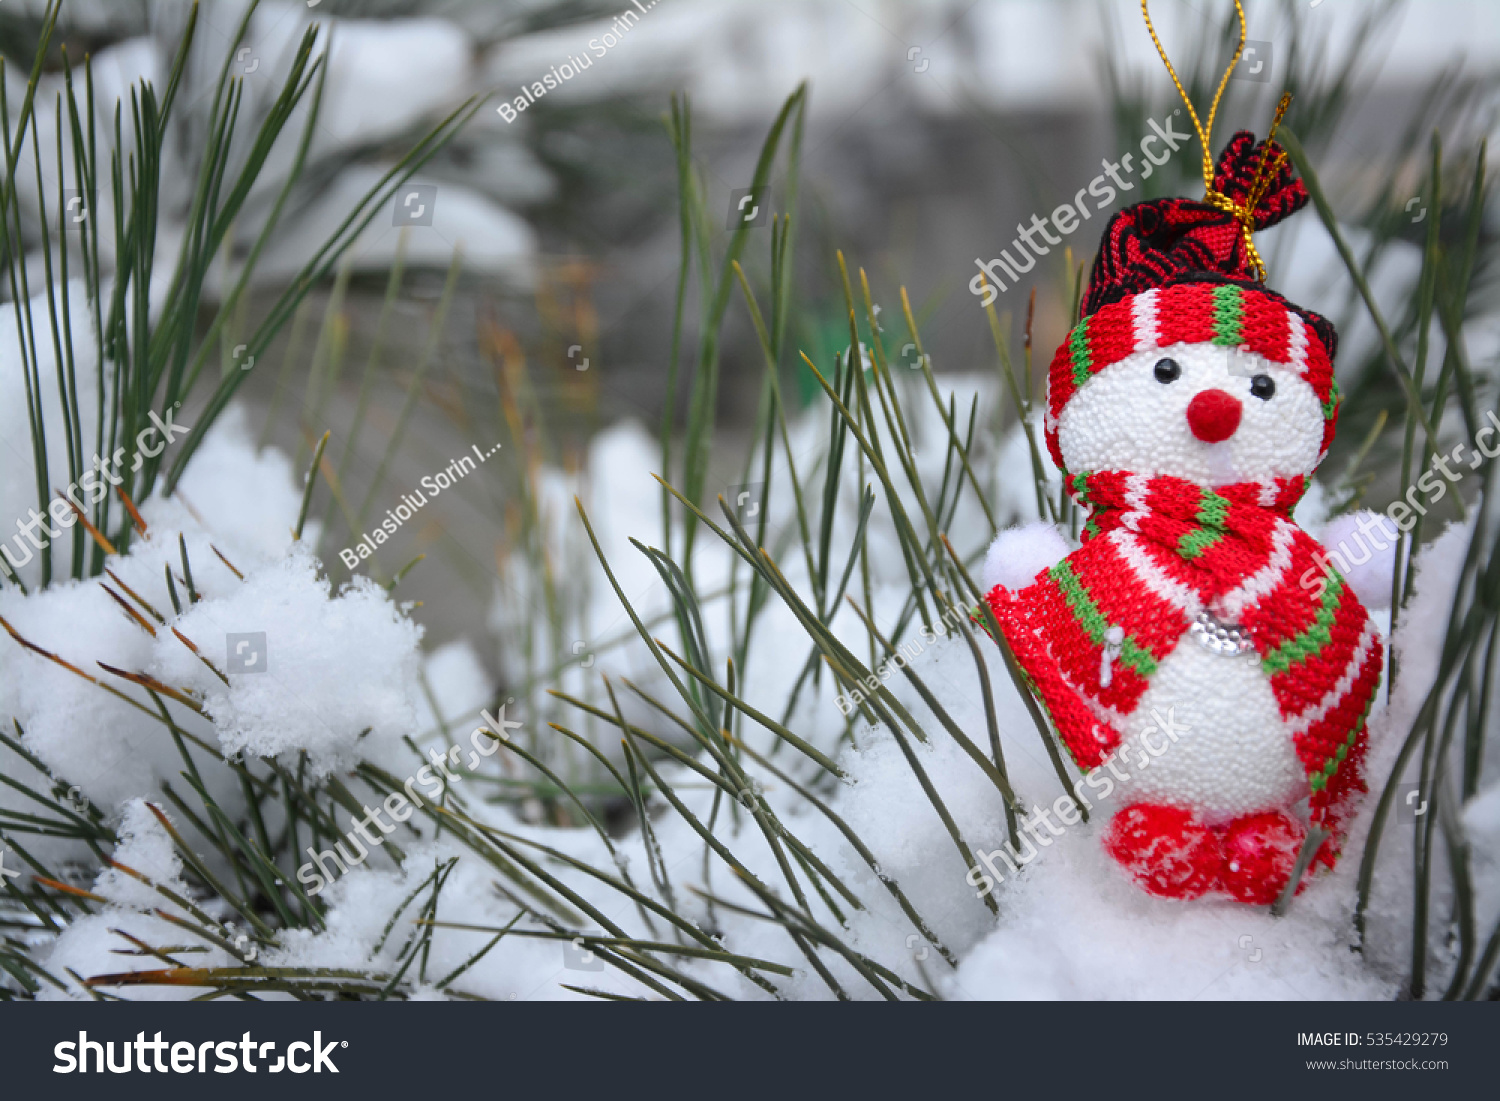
[1139,1,1290,283]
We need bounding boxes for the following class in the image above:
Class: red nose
[1186,389,1242,443]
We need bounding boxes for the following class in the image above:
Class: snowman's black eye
[1154,358,1181,383]
[1250,374,1276,401]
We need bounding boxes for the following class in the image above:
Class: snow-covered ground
[1,0,1496,1004]
[2,293,1492,997]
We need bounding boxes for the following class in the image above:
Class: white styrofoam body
[1119,642,1308,823]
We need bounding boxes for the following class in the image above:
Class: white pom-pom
[982,522,1070,594]
[1316,510,1399,610]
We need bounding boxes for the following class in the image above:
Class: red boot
[1218,811,1306,905]
[1105,804,1223,900]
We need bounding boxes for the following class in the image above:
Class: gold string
[1139,0,1289,282]
[1243,92,1294,213]
[1140,0,1245,194]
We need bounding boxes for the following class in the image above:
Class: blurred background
[3,0,1497,676]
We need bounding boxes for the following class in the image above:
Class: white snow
[152,550,426,776]
[93,800,189,913]
[40,802,238,1002]
[982,521,1070,593]
[0,253,1489,1005]
[1316,510,1401,610]
[0,281,100,588]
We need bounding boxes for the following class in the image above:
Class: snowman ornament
[983,128,1394,905]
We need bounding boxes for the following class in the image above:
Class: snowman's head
[1056,340,1325,487]
[1044,132,1341,492]
[1045,283,1339,489]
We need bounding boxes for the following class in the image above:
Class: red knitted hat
[1045,131,1340,473]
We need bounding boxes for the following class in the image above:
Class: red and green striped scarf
[986,471,1382,832]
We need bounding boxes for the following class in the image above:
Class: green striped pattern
[1071,473,1092,511]
[1211,283,1243,347]
[1177,489,1231,560]
[1071,474,1099,539]
[1069,320,1092,386]
[1309,693,1373,793]
[1322,378,1341,421]
[1048,560,1158,678]
[1262,573,1345,675]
